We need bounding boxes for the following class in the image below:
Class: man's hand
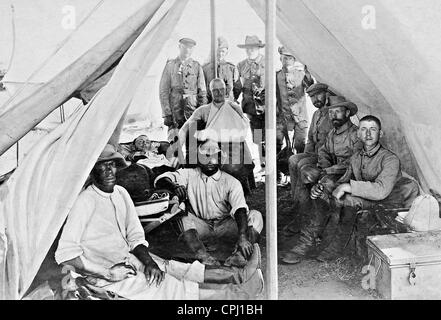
[107,263,137,282]
[144,260,165,287]
[173,185,187,201]
[163,115,174,127]
[237,233,253,259]
[332,183,352,200]
[310,183,324,200]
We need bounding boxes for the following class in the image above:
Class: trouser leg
[293,120,308,154]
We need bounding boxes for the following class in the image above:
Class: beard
[332,118,346,128]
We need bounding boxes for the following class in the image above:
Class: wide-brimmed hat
[237,35,265,49]
[278,46,295,57]
[328,96,358,116]
[179,37,197,47]
[306,83,329,96]
[96,144,129,169]
[217,37,229,49]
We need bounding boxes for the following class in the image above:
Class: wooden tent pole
[265,0,278,300]
[210,0,218,78]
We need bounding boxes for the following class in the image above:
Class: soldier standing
[235,35,266,170]
[159,38,208,131]
[203,37,241,103]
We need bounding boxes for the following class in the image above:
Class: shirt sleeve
[350,153,401,201]
[227,177,249,217]
[154,168,191,188]
[55,192,95,264]
[119,187,149,251]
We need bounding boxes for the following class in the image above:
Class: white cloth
[56,184,202,300]
[155,168,249,220]
[55,185,148,267]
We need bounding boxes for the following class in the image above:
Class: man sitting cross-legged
[313,115,420,261]
[55,144,263,300]
[155,140,263,268]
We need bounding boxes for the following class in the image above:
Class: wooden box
[366,231,441,300]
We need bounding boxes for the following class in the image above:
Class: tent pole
[265,0,278,300]
[210,0,218,78]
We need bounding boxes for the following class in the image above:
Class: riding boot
[180,229,220,266]
[282,199,330,264]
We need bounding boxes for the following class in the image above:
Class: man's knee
[248,210,263,234]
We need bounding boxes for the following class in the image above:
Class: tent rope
[0,0,105,112]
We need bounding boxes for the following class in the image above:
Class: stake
[265,0,278,300]
[210,0,218,78]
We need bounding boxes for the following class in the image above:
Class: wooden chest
[366,231,441,300]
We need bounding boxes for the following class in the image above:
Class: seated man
[315,115,420,261]
[282,96,362,264]
[288,83,333,206]
[55,144,263,300]
[178,78,254,195]
[155,140,263,267]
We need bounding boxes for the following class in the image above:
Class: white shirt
[55,185,148,268]
[154,168,248,220]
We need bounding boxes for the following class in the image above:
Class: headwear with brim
[96,144,129,169]
[237,35,265,48]
[278,46,295,57]
[217,37,229,49]
[179,38,197,47]
[198,140,223,156]
[328,96,358,116]
[306,83,329,96]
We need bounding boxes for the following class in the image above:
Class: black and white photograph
[0,0,440,306]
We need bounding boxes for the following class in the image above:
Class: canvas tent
[0,0,441,300]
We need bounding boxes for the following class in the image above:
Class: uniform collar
[334,120,352,135]
[177,56,193,64]
[91,184,113,198]
[198,167,222,181]
[360,143,382,158]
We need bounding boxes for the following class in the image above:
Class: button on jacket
[317,121,363,175]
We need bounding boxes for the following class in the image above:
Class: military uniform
[203,61,240,102]
[276,67,313,154]
[289,96,333,202]
[235,54,265,134]
[316,144,420,261]
[282,120,363,263]
[159,57,208,128]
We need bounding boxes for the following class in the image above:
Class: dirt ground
[147,181,381,300]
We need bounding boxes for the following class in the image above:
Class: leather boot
[180,229,220,266]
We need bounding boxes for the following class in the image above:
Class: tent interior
[0,0,441,299]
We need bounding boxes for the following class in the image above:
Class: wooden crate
[366,231,441,300]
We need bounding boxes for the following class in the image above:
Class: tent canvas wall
[0,0,440,299]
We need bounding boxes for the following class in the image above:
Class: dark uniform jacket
[318,121,363,175]
[235,54,265,115]
[304,105,333,155]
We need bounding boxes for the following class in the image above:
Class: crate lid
[367,231,441,266]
